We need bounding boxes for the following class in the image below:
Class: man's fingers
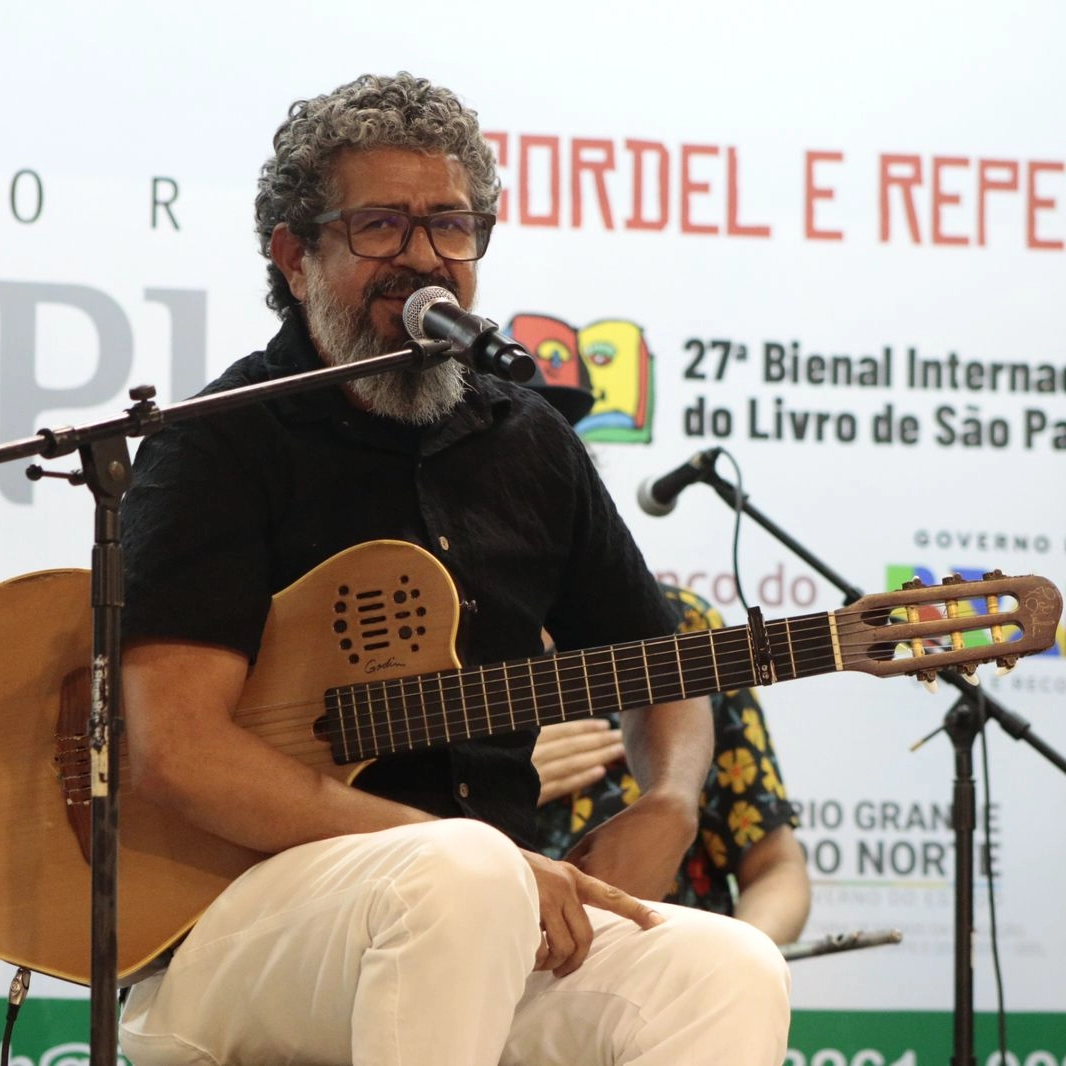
[578,873,666,931]
[535,916,576,974]
[538,899,594,977]
[520,850,662,982]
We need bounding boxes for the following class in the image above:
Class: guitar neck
[325,610,834,762]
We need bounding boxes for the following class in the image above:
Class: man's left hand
[562,790,698,901]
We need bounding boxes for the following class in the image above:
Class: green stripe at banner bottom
[5,1002,1065,1064]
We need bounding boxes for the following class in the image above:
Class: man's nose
[393,222,443,271]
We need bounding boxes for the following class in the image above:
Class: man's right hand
[519,849,663,977]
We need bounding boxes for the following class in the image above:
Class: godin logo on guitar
[365,656,406,675]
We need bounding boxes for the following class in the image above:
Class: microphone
[402,286,535,383]
[636,449,722,516]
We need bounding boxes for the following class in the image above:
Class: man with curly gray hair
[116,72,790,1066]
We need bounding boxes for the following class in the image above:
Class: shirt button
[439,536,450,551]
[457,782,470,799]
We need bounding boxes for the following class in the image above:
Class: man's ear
[270,224,309,303]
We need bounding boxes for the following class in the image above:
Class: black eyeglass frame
[310,207,497,262]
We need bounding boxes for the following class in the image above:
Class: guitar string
[58,609,1019,791]
[251,609,1017,759]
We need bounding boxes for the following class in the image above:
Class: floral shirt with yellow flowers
[535,584,799,914]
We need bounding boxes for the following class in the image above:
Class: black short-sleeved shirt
[121,315,676,848]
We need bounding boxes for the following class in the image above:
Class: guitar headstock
[837,571,1062,683]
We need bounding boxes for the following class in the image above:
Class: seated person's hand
[520,848,664,977]
[531,719,625,806]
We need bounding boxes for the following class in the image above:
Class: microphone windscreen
[402,286,456,339]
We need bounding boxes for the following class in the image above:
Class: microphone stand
[698,459,1066,1066]
[0,337,457,1066]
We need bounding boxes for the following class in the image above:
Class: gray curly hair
[255,71,501,315]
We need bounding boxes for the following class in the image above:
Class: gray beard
[303,265,467,426]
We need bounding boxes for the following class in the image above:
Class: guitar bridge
[54,666,92,866]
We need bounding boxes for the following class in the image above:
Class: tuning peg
[996,655,1018,676]
[959,664,981,686]
[916,669,939,694]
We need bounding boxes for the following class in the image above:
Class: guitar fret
[608,647,623,708]
[708,630,721,691]
[529,656,563,725]
[459,670,488,737]
[616,644,651,707]
[478,666,493,734]
[782,618,798,678]
[527,660,539,725]
[673,636,688,699]
[577,647,617,713]
[764,618,797,682]
[716,642,757,690]
[381,678,399,752]
[579,649,594,712]
[501,659,536,730]
[369,682,383,755]
[480,664,508,734]
[641,643,653,704]
[554,651,593,719]
[791,613,836,678]
[553,655,567,719]
[398,674,414,750]
[456,669,471,738]
[437,673,450,744]
[442,672,473,741]
[334,688,352,761]
[351,686,369,757]
[501,661,517,732]
[415,673,432,750]
[645,637,685,704]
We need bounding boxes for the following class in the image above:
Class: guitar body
[0,540,462,985]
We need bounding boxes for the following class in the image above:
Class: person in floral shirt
[527,372,810,945]
[535,583,810,944]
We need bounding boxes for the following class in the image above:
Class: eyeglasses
[310,208,496,262]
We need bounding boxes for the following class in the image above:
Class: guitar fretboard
[324,612,836,763]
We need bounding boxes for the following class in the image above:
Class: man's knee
[398,819,539,918]
[653,909,791,999]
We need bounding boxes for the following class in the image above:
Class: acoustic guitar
[0,539,1060,985]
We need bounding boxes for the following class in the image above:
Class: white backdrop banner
[2,1,1064,1058]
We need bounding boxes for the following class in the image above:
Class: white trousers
[119,820,790,1066]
